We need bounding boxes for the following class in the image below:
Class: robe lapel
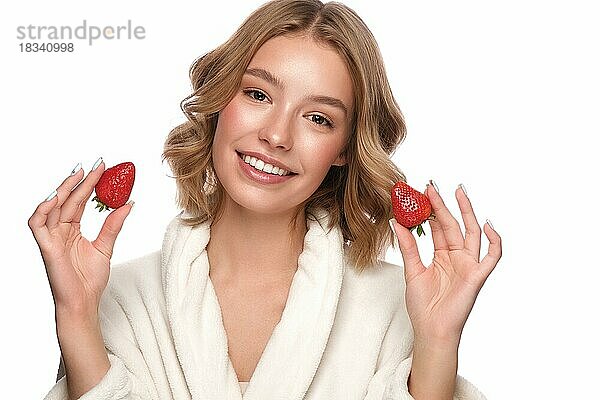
[161,207,345,400]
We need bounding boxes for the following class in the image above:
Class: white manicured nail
[486,219,495,231]
[92,157,103,171]
[389,218,399,247]
[429,179,439,193]
[458,183,468,197]
[44,189,57,202]
[70,162,82,176]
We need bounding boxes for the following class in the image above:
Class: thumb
[390,218,426,282]
[93,201,134,259]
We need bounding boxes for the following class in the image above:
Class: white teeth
[242,153,290,176]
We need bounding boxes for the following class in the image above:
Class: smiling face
[212,34,354,216]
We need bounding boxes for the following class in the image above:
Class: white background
[1,0,598,398]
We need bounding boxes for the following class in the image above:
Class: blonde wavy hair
[162,0,407,273]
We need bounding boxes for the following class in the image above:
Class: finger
[71,182,96,224]
[390,218,426,282]
[478,222,502,280]
[455,185,482,261]
[46,167,87,229]
[92,202,134,259]
[60,160,105,224]
[424,184,449,252]
[425,181,464,251]
[28,191,60,251]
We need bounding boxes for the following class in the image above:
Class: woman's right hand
[28,158,134,320]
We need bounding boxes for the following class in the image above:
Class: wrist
[55,307,101,339]
[409,336,459,400]
[413,328,462,347]
[413,334,461,351]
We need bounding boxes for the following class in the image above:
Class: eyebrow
[244,67,348,117]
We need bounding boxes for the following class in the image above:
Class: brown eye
[243,89,268,102]
[309,114,334,129]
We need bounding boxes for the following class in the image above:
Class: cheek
[301,141,345,177]
[217,96,259,138]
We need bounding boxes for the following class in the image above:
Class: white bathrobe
[44,207,487,399]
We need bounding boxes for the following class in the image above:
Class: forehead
[245,35,354,112]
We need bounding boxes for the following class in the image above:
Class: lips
[236,150,298,175]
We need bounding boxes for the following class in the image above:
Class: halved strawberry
[391,181,435,236]
[92,162,135,212]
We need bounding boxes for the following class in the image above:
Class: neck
[206,201,307,286]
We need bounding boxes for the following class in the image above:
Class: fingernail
[429,179,439,193]
[44,189,57,202]
[92,157,103,171]
[486,219,495,231]
[70,162,82,176]
[126,200,135,208]
[458,183,468,197]
[388,218,399,247]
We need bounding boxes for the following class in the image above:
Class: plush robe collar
[160,207,346,399]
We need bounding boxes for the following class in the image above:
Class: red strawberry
[92,162,135,212]
[391,181,435,237]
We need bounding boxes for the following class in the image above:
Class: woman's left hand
[390,181,502,342]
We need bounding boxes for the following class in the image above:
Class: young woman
[31,1,502,399]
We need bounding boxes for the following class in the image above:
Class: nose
[257,112,294,150]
